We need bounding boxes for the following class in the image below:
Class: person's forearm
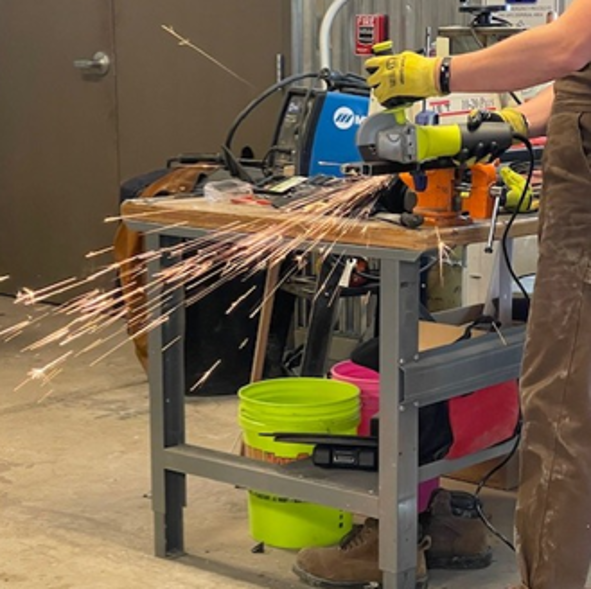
[448,10,590,93]
[518,85,555,137]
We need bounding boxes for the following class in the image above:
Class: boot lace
[339,521,376,551]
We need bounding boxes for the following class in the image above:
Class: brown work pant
[515,110,591,588]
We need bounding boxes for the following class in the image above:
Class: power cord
[473,133,536,553]
[474,432,521,552]
[499,133,535,307]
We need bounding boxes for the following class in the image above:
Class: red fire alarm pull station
[355,14,389,56]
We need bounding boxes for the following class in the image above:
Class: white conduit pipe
[319,0,352,70]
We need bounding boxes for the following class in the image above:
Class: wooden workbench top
[121,197,538,252]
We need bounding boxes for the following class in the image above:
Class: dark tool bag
[114,164,294,396]
[350,317,520,465]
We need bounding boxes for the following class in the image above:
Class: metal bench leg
[379,256,421,589]
[147,233,187,557]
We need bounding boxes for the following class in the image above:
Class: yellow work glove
[365,51,444,106]
[500,166,533,212]
[467,107,529,139]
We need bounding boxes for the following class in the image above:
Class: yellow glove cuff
[500,107,529,138]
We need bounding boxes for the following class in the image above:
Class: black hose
[224,72,321,151]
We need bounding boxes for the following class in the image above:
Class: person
[294,2,591,588]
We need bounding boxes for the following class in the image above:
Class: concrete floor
[0,293,524,589]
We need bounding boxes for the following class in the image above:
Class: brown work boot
[292,518,431,589]
[421,488,492,570]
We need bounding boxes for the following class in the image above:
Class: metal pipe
[291,0,305,74]
[319,0,351,70]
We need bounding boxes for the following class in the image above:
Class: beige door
[114,0,292,180]
[0,0,120,296]
[0,0,291,297]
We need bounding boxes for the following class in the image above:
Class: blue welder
[268,78,370,178]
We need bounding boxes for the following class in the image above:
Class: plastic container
[330,360,438,513]
[238,377,360,549]
[330,361,380,436]
[203,178,252,202]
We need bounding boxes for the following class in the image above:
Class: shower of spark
[226,285,258,315]
[435,227,454,283]
[161,24,255,90]
[4,175,395,393]
[86,246,114,259]
[15,351,74,392]
[16,277,79,306]
[190,359,223,393]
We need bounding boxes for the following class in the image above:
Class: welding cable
[322,69,369,93]
[224,72,321,151]
[294,71,331,175]
[259,74,316,177]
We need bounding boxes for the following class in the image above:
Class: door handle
[73,51,110,76]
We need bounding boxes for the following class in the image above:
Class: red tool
[230,194,272,206]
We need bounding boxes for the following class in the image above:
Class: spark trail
[3,175,402,394]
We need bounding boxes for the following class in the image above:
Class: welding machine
[268,85,370,178]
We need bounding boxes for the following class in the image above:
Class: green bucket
[238,377,360,549]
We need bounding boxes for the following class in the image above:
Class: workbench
[122,196,537,589]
